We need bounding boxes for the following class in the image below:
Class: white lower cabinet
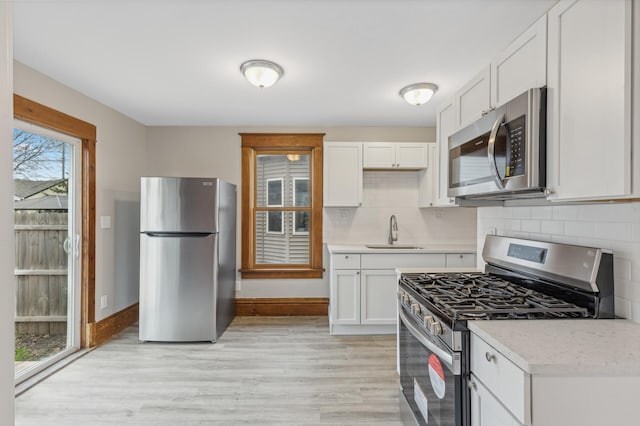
[469,373,521,426]
[470,330,639,426]
[360,269,397,324]
[329,268,360,324]
[470,333,530,425]
[329,251,475,335]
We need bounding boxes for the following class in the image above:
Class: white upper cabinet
[491,14,547,109]
[363,142,429,169]
[435,99,458,206]
[546,0,635,201]
[418,143,438,207]
[454,66,492,130]
[323,142,363,207]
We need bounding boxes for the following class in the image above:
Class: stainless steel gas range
[397,235,614,426]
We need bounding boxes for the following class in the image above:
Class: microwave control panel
[505,115,526,178]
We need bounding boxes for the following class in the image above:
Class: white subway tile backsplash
[540,220,565,235]
[505,219,521,232]
[565,221,595,238]
[595,222,633,242]
[530,206,552,220]
[611,203,640,223]
[552,205,579,221]
[521,219,541,233]
[578,204,611,222]
[510,207,531,219]
[614,258,633,282]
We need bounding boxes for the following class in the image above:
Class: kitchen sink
[365,244,423,250]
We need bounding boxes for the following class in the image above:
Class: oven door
[399,306,464,426]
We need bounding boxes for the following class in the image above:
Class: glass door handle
[74,234,80,258]
[63,236,72,254]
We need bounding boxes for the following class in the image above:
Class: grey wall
[14,62,147,321]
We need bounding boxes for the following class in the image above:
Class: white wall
[477,202,640,322]
[0,4,14,425]
[145,126,462,298]
[13,62,147,321]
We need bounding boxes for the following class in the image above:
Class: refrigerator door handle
[144,232,212,238]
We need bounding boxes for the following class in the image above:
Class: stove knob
[410,304,420,316]
[430,321,443,336]
[423,315,434,329]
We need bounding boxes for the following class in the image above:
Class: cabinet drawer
[361,253,445,269]
[471,334,530,424]
[331,254,361,269]
[445,253,476,268]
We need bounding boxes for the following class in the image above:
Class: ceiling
[13,0,557,127]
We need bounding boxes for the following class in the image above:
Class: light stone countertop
[327,243,477,254]
[468,319,640,376]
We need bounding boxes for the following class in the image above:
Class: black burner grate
[400,272,589,321]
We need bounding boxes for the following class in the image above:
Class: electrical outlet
[235,281,241,292]
[100,295,108,309]
[339,209,349,220]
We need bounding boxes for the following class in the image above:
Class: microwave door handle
[487,112,506,189]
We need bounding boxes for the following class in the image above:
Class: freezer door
[141,177,218,233]
[139,233,217,342]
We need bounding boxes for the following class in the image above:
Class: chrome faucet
[388,215,398,245]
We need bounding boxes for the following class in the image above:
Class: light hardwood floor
[15,316,404,425]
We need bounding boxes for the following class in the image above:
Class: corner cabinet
[363,142,429,169]
[546,0,638,201]
[323,142,363,207]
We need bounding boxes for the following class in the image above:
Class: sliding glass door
[13,120,81,384]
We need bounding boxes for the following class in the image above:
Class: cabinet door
[329,269,360,325]
[491,15,547,108]
[324,142,363,207]
[455,66,491,129]
[363,142,395,168]
[418,143,438,207]
[547,0,632,201]
[469,374,521,426]
[435,99,458,206]
[360,269,397,325]
[395,143,428,169]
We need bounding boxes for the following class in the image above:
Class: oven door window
[399,314,462,426]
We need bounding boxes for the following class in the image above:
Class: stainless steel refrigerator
[139,177,236,342]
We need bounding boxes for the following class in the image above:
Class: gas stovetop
[400,272,589,321]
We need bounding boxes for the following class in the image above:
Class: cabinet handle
[356,271,360,275]
[459,255,464,259]
[468,380,477,390]
[485,352,496,362]
[345,255,349,259]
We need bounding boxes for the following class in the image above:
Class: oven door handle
[487,112,506,189]
[399,308,460,374]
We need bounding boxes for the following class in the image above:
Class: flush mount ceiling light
[399,83,438,106]
[240,59,284,88]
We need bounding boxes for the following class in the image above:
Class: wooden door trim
[14,94,97,348]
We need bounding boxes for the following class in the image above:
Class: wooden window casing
[240,133,324,279]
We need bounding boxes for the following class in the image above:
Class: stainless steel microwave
[448,87,546,200]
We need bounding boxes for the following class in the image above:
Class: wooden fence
[14,210,68,336]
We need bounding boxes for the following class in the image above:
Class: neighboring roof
[14,195,68,210]
[14,179,66,199]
